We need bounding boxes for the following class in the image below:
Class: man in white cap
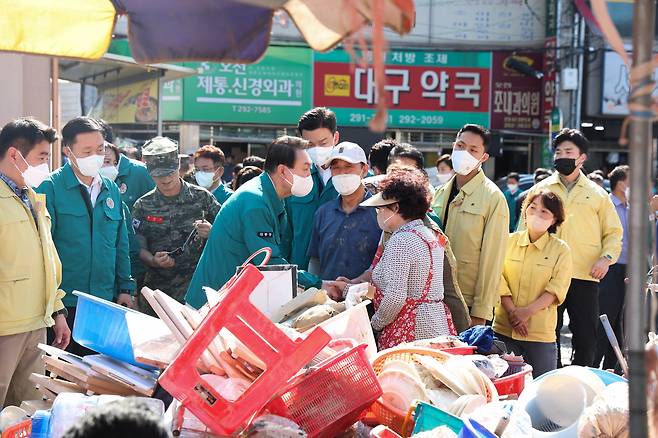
[307,142,380,287]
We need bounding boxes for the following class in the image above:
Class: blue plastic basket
[72,291,157,370]
[412,402,464,435]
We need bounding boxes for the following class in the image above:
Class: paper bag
[235,264,297,319]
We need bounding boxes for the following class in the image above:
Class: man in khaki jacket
[0,118,70,407]
[432,124,509,326]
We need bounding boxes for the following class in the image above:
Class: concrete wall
[0,53,51,127]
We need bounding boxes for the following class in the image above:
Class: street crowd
[0,107,630,408]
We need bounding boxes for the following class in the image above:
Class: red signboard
[314,63,490,112]
[490,52,544,132]
[313,50,491,129]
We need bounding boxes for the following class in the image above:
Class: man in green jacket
[96,119,155,290]
[37,117,134,355]
[185,136,326,309]
[285,107,340,270]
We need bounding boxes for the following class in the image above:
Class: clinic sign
[182,46,313,124]
[490,52,543,132]
[314,50,492,129]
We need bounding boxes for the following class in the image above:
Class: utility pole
[628,0,655,436]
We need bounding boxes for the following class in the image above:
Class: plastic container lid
[459,418,498,438]
[72,291,159,370]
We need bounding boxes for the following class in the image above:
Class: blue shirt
[307,189,381,281]
[611,193,629,265]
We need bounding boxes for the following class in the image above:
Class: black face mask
[554,158,577,176]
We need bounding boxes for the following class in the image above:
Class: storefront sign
[182,46,313,124]
[314,49,491,129]
[490,52,543,131]
[162,79,183,121]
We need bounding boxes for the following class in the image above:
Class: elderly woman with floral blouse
[360,169,456,350]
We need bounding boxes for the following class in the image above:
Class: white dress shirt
[76,175,103,207]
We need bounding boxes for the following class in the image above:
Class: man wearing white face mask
[0,118,70,407]
[192,145,233,205]
[37,117,134,356]
[307,142,380,283]
[185,136,325,308]
[431,124,509,327]
[285,107,340,272]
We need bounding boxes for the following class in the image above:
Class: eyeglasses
[166,228,198,258]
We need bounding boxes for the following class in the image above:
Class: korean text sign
[490,52,543,131]
[183,46,313,124]
[314,50,491,129]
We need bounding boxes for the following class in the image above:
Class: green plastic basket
[412,401,464,435]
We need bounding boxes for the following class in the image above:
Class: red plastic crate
[159,261,331,437]
[266,344,383,438]
[493,365,533,396]
[1,419,31,438]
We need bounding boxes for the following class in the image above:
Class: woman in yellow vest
[493,190,572,377]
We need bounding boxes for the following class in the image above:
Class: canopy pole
[157,72,163,137]
[628,0,655,436]
[51,57,62,169]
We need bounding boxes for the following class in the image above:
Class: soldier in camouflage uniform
[132,137,220,313]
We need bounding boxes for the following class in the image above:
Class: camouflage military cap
[142,136,180,177]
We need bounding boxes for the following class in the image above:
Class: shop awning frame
[58,53,197,91]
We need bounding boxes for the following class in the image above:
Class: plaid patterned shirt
[0,172,36,221]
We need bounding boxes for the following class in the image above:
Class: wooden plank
[30,373,85,395]
[83,355,157,397]
[141,287,220,373]
[19,400,52,415]
[125,310,180,369]
[43,356,138,396]
[43,357,88,387]
[132,333,179,369]
[36,386,57,401]
[40,349,121,386]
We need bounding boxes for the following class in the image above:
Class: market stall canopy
[59,53,198,90]
[0,0,415,64]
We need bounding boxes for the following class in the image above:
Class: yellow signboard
[323,74,350,97]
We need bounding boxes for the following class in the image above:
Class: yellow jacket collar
[518,229,550,251]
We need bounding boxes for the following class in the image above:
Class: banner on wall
[314,49,492,129]
[91,79,159,124]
